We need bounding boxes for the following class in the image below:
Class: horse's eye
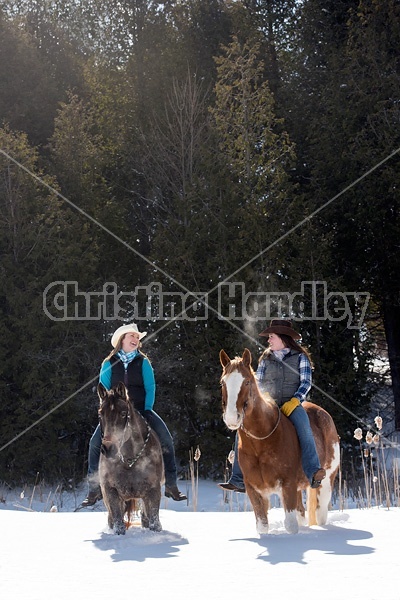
[120,411,127,419]
[245,379,250,386]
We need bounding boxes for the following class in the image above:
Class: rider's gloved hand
[281,397,300,417]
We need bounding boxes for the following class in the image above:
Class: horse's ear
[220,349,231,367]
[243,348,252,368]
[115,381,128,400]
[97,383,108,404]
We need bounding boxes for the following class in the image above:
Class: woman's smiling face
[268,333,286,351]
[121,332,140,352]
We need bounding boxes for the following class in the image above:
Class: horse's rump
[303,400,339,473]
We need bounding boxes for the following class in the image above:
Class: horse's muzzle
[223,414,242,431]
[101,440,116,458]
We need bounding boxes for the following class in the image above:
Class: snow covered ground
[1,479,400,600]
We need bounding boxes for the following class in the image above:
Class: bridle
[240,401,281,440]
[101,403,152,469]
[118,410,152,468]
[228,376,281,441]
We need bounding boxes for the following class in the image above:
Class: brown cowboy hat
[259,319,301,340]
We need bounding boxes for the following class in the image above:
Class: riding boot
[218,481,246,493]
[81,483,102,507]
[220,433,245,489]
[310,468,326,489]
[164,484,187,502]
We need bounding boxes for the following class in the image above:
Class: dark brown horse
[98,382,164,535]
[220,349,340,535]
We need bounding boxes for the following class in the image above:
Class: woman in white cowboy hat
[81,323,186,507]
[218,319,325,493]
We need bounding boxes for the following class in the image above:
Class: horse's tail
[307,487,318,526]
[124,498,140,529]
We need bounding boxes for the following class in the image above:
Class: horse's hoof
[114,522,126,535]
[256,520,269,535]
[149,521,162,532]
[284,512,299,534]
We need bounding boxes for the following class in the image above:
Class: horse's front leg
[104,486,126,535]
[296,490,307,527]
[245,484,270,535]
[100,482,114,529]
[142,488,162,532]
[281,483,300,534]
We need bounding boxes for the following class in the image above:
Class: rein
[117,409,152,468]
[240,383,281,441]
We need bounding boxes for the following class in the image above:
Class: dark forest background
[0,0,399,488]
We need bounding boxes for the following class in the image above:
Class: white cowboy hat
[111,323,147,348]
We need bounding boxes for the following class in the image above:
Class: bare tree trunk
[383,301,400,430]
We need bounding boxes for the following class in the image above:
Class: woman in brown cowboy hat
[218,319,325,493]
[80,323,186,508]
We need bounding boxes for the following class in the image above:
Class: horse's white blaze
[223,372,245,428]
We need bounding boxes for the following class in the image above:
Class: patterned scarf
[117,349,138,367]
[273,348,290,362]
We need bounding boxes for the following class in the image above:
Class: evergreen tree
[285,0,398,456]
[342,0,400,430]
[0,11,59,145]
[211,34,297,285]
[0,125,103,484]
[1,0,398,484]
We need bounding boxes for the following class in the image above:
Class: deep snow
[1,479,400,600]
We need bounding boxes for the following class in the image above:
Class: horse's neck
[242,387,279,439]
[252,394,276,419]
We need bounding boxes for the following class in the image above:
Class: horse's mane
[259,388,276,408]
[220,355,255,380]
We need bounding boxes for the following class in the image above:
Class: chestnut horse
[220,349,340,535]
[98,382,164,534]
